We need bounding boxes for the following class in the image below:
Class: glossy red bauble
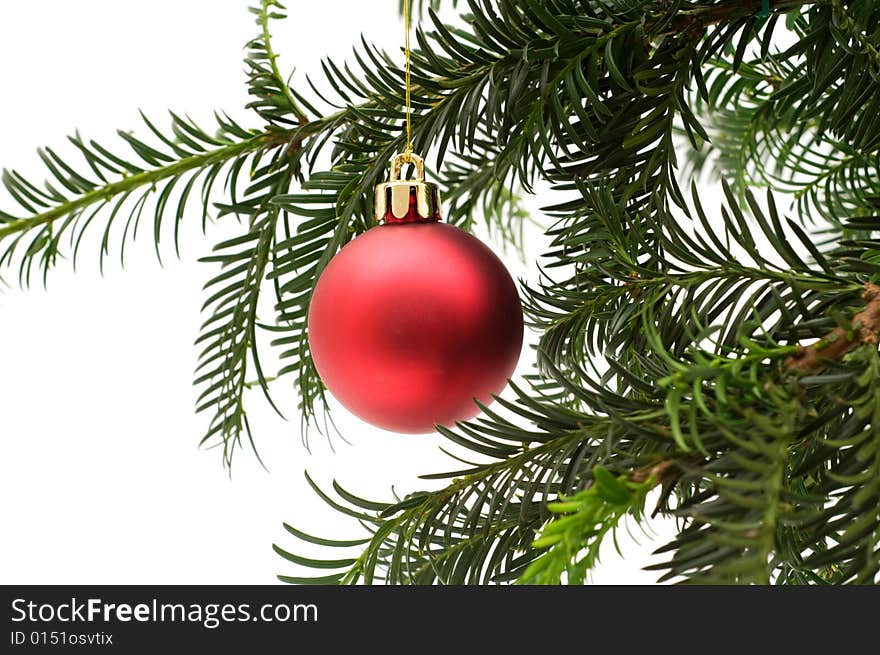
[308,221,523,433]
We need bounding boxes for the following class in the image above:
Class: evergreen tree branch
[0,114,287,285]
[517,466,656,585]
[273,0,880,584]
[195,165,296,468]
[0,132,269,243]
[684,1,880,225]
[273,380,679,585]
[4,0,879,584]
[247,0,309,126]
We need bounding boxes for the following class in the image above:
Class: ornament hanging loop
[372,4,440,224]
[390,151,425,181]
[375,152,441,224]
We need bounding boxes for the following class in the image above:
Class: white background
[0,0,679,584]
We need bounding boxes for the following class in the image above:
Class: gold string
[403,0,413,157]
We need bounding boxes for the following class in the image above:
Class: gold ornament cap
[374,152,441,224]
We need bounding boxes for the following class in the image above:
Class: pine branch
[272,1,880,585]
[194,166,295,468]
[517,466,656,585]
[783,346,880,583]
[1,140,237,239]
[684,2,880,225]
[273,381,673,585]
[246,0,309,126]
[193,0,337,460]
[0,133,268,243]
[4,0,880,584]
[0,113,286,285]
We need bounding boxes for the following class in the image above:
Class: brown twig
[629,458,681,484]
[786,283,880,373]
[629,459,686,518]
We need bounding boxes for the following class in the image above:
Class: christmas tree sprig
[517,466,656,585]
[3,0,879,583]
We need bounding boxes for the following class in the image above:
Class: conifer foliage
[3,1,880,584]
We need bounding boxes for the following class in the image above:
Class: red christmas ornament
[308,153,523,433]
